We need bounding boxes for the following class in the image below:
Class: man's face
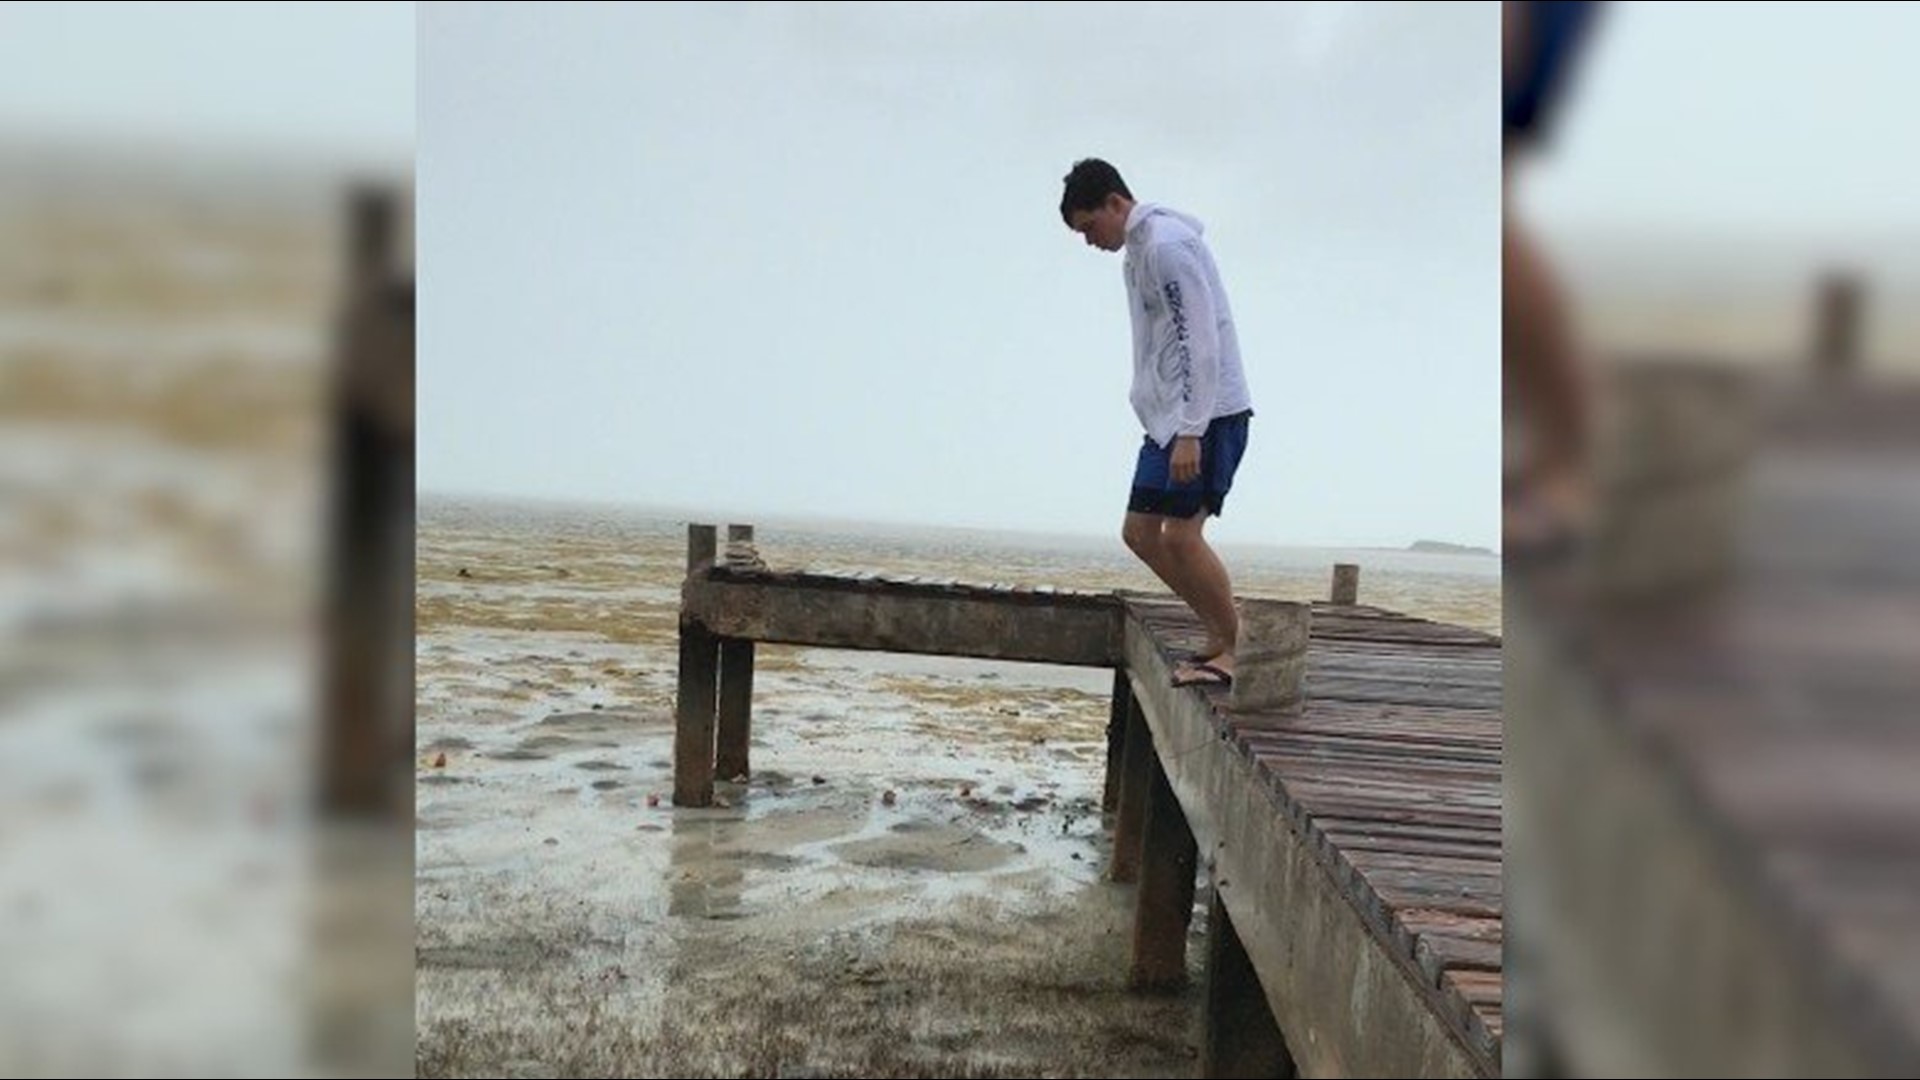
[1068,195,1128,253]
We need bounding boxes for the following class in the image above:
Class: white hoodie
[1121,201,1253,448]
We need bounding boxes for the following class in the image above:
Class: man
[1061,158,1254,688]
[1504,0,1605,561]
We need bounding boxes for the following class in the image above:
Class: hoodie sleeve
[1151,240,1221,438]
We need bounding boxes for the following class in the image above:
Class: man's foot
[1172,657,1235,689]
[1504,465,1593,569]
[1184,626,1237,667]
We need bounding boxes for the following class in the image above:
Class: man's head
[1061,158,1133,253]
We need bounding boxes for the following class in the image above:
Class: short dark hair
[1060,158,1131,224]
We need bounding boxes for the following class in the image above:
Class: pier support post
[1103,669,1130,813]
[673,524,719,807]
[1200,885,1297,1078]
[1232,600,1311,714]
[1110,690,1152,884]
[1130,749,1198,991]
[1812,271,1861,380]
[1331,562,1360,606]
[715,525,757,782]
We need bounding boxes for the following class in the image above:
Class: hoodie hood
[1125,201,1205,244]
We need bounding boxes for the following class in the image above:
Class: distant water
[419,493,1501,636]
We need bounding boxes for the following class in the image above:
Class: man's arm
[1153,240,1222,443]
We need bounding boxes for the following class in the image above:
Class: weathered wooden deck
[1507,369,1920,1076]
[675,525,1502,1077]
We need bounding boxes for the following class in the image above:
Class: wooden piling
[715,525,757,781]
[1104,668,1130,813]
[1110,690,1152,884]
[1331,562,1360,605]
[1130,750,1198,991]
[1231,599,1311,713]
[673,524,720,806]
[1200,886,1297,1078]
[1812,271,1862,379]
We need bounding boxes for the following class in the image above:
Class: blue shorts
[1128,409,1252,519]
[1505,1,1604,149]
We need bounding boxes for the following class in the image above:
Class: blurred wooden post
[321,183,413,820]
[673,524,720,806]
[1812,271,1862,379]
[312,182,415,1079]
[715,524,756,781]
[1331,563,1360,606]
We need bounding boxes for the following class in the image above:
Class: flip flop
[1504,480,1591,572]
[1172,661,1234,689]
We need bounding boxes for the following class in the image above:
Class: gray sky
[0,1,414,163]
[1523,2,1920,237]
[420,1,1501,551]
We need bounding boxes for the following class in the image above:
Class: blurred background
[0,2,413,1076]
[7,1,1918,1076]
[1503,2,1920,1076]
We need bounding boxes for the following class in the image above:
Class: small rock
[645,794,660,808]
[958,785,972,798]
[456,568,472,579]
[432,752,447,769]
[591,703,603,711]
[542,837,559,846]
[881,790,897,806]
[811,775,826,786]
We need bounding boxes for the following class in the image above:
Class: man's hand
[1171,436,1202,484]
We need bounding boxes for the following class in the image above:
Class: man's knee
[1122,517,1160,557]
[1160,516,1208,557]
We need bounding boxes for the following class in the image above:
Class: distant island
[1409,540,1498,557]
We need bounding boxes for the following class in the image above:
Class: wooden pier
[674,525,1503,1078]
[1506,364,1920,1077]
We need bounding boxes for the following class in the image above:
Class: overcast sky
[10,3,1910,549]
[0,1,413,163]
[419,1,1501,550]
[1521,1,1920,239]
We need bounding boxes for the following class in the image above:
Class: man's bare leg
[1159,513,1239,682]
[1123,512,1232,661]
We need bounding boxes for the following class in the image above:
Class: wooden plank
[1306,678,1502,709]
[1442,969,1503,1043]
[1398,909,1504,945]
[1418,933,1502,978]
[1316,817,1507,850]
[1369,871,1503,919]
[1242,733,1504,773]
[1328,831,1504,864]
